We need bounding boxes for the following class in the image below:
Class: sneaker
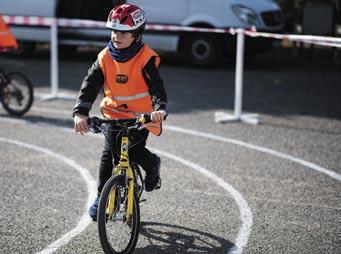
[145,155,161,192]
[89,196,100,221]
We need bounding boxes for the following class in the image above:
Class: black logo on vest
[116,74,128,84]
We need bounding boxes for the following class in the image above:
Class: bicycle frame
[106,130,136,221]
[90,114,160,253]
[89,115,152,222]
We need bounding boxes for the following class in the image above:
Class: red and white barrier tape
[3,15,341,48]
[3,15,51,26]
[3,15,106,28]
[245,30,341,48]
[146,24,234,34]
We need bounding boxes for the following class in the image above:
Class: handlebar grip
[141,112,168,124]
[87,116,99,126]
[141,113,152,124]
[87,117,102,133]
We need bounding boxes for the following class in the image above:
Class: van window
[56,0,122,21]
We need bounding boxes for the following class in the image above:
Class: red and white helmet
[106,4,146,32]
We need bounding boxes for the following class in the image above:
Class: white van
[0,0,283,65]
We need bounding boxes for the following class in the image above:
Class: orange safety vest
[98,44,162,136]
[0,16,19,51]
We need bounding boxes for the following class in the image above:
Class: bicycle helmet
[106,4,146,33]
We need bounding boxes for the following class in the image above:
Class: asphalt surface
[0,47,340,254]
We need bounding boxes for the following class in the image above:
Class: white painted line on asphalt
[34,92,77,100]
[28,107,341,181]
[0,136,97,254]
[31,106,73,115]
[1,117,252,254]
[152,148,252,254]
[164,125,341,182]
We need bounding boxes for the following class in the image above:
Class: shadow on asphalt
[0,113,73,129]
[135,221,234,254]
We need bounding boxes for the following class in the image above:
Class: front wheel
[98,175,140,254]
[1,72,34,116]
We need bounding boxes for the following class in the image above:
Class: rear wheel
[1,72,34,116]
[98,175,140,254]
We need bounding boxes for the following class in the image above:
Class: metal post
[214,29,259,124]
[50,17,58,97]
[40,17,75,100]
[234,30,244,118]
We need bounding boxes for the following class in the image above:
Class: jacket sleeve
[143,56,168,111]
[72,59,104,117]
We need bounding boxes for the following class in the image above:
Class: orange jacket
[98,44,162,136]
[0,16,18,51]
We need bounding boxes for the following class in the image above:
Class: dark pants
[97,125,157,194]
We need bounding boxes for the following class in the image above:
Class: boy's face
[111,31,134,49]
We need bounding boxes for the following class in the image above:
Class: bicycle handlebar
[87,113,152,131]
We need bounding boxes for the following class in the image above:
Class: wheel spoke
[98,175,140,254]
[1,72,33,116]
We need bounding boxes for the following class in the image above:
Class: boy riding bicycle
[73,4,168,220]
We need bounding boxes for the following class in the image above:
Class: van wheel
[182,34,218,66]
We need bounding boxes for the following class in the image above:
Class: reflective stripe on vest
[112,91,150,102]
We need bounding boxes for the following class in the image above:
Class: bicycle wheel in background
[98,175,140,254]
[0,72,34,116]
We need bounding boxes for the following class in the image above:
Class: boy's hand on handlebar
[74,113,90,135]
[150,110,167,123]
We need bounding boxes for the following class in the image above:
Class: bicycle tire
[1,72,34,116]
[98,174,140,254]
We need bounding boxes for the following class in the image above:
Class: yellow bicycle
[88,114,159,254]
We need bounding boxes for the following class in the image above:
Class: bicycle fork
[106,136,135,222]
